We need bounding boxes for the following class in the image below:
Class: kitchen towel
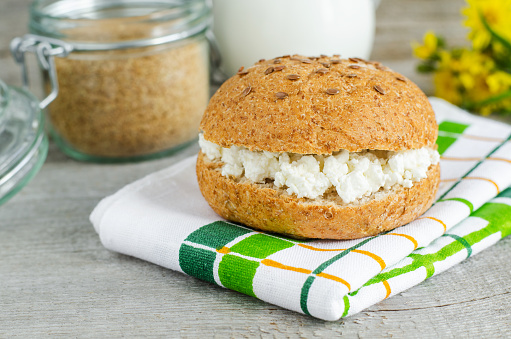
[90,98,511,321]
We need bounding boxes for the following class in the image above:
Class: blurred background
[0,0,467,95]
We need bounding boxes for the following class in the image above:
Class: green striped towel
[90,98,511,321]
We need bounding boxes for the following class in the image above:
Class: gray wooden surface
[1,0,510,337]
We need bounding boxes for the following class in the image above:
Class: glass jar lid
[29,0,211,51]
[0,80,48,206]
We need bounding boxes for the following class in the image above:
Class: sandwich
[196,55,440,239]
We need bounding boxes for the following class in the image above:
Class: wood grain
[1,0,510,337]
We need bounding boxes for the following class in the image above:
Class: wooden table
[1,1,510,337]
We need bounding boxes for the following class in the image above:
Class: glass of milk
[212,0,377,77]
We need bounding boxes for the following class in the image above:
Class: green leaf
[436,35,447,49]
[417,63,436,73]
[480,12,511,52]
[479,89,511,106]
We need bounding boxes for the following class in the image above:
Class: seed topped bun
[200,55,437,154]
[197,55,440,239]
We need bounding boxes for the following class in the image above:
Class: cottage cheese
[199,133,439,202]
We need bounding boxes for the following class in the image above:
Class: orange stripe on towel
[216,246,231,254]
[390,233,419,250]
[464,176,500,194]
[417,216,447,232]
[316,273,351,291]
[261,258,352,291]
[462,134,505,142]
[440,178,459,183]
[261,259,312,275]
[298,244,346,252]
[351,250,386,270]
[441,156,481,161]
[382,280,392,299]
[440,176,501,194]
[488,157,511,165]
[298,244,386,270]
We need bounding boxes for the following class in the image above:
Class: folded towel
[90,98,511,321]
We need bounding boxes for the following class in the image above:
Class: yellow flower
[467,73,493,104]
[413,1,511,115]
[458,50,493,90]
[438,49,491,86]
[433,49,496,108]
[412,31,439,60]
[479,105,493,116]
[463,0,511,50]
[434,69,463,105]
[433,51,461,105]
[477,98,510,116]
[474,71,511,115]
[486,71,511,93]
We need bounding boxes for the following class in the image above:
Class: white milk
[212,0,376,76]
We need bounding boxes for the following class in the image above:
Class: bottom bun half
[196,151,440,240]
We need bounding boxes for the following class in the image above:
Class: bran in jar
[47,38,209,158]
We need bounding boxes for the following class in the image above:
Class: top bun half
[200,55,438,154]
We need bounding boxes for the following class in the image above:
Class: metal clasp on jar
[10,34,73,109]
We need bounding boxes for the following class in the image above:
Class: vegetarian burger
[196,55,440,239]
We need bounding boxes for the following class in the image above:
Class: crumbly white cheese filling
[199,133,440,203]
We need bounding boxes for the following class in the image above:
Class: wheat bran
[48,39,209,158]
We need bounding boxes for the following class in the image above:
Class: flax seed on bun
[197,55,440,240]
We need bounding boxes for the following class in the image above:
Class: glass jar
[13,0,210,162]
[0,80,48,206]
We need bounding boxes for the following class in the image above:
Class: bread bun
[197,152,440,239]
[200,55,437,154]
[197,55,439,239]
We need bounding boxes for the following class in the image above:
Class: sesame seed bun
[197,55,440,239]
